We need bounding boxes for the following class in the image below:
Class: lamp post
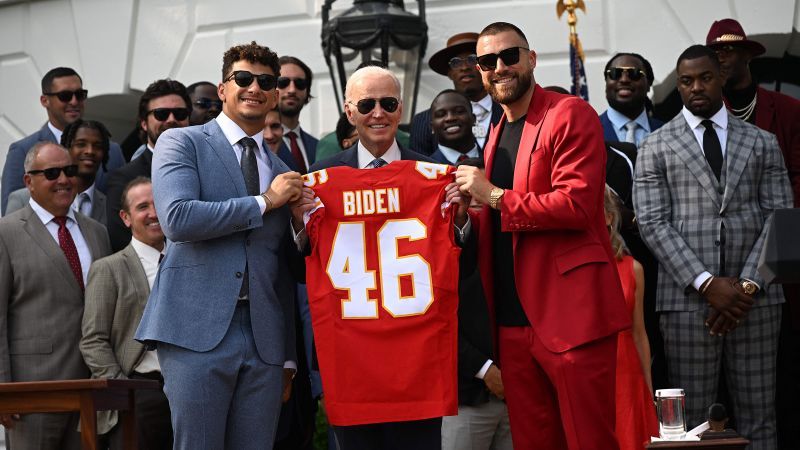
[321,0,428,125]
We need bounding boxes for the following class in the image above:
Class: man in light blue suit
[1,67,125,215]
[135,41,306,449]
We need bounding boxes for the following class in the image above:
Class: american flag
[569,34,588,101]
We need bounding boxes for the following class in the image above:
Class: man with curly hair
[135,42,306,449]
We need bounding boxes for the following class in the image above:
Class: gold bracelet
[699,276,714,295]
[261,192,274,212]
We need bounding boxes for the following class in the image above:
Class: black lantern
[321,0,428,125]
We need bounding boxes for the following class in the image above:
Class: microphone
[708,403,727,432]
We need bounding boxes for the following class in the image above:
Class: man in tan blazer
[0,142,111,450]
[80,177,171,448]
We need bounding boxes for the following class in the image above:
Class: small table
[646,437,750,449]
[0,378,160,450]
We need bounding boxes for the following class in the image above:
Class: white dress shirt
[130,236,164,374]
[48,122,63,144]
[437,144,480,165]
[71,183,96,217]
[216,112,272,213]
[29,198,92,283]
[356,140,402,168]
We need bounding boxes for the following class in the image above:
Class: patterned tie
[286,131,308,173]
[239,137,260,196]
[701,120,723,181]
[368,158,387,169]
[75,192,90,216]
[53,216,84,291]
[624,120,638,145]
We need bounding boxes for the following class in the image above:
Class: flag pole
[557,0,589,99]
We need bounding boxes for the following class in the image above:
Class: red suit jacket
[753,87,800,206]
[475,84,630,353]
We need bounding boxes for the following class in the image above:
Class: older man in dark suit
[0,142,111,450]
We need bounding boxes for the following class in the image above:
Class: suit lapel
[663,117,721,208]
[301,130,316,165]
[121,244,151,306]
[483,113,505,179]
[204,121,248,197]
[513,85,549,193]
[91,192,106,223]
[721,116,755,211]
[76,213,102,261]
[21,206,83,296]
[340,146,359,168]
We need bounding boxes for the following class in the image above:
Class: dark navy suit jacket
[277,128,318,174]
[599,110,665,143]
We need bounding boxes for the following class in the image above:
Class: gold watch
[488,188,504,209]
[739,279,758,296]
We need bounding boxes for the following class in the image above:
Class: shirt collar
[130,236,164,264]
[29,197,77,225]
[76,184,95,205]
[47,122,63,144]
[437,144,480,164]
[606,107,651,133]
[357,140,401,169]
[282,124,303,136]
[474,94,493,111]
[215,112,266,155]
[681,105,728,132]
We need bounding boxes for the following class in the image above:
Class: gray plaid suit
[633,110,792,449]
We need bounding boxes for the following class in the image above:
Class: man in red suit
[455,22,630,450]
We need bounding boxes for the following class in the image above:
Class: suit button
[714,240,720,246]
[236,272,243,278]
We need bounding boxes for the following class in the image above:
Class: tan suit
[0,204,110,450]
[80,243,151,434]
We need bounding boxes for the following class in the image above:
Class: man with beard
[277,56,317,174]
[105,79,191,251]
[633,45,791,449]
[411,33,504,156]
[187,81,222,125]
[454,22,629,449]
[2,67,125,214]
[599,53,664,146]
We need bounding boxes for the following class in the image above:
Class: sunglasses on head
[476,47,528,71]
[226,70,278,91]
[605,67,647,81]
[349,97,400,114]
[194,98,222,110]
[44,89,88,103]
[27,164,79,180]
[277,77,308,90]
[148,108,190,121]
[448,55,479,70]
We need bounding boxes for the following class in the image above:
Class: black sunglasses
[194,98,222,110]
[27,164,79,180]
[43,89,88,103]
[605,67,647,81]
[226,70,278,91]
[277,77,308,90]
[448,55,478,70]
[476,47,528,71]
[349,97,400,114]
[148,108,190,121]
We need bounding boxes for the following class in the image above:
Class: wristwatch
[488,188,504,210]
[739,279,758,296]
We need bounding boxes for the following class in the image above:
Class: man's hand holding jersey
[264,171,305,211]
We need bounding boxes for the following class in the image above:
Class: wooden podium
[0,378,160,450]
[646,437,750,449]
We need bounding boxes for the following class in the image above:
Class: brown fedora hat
[428,32,479,76]
[706,18,766,56]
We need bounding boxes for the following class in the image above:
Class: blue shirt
[606,107,651,147]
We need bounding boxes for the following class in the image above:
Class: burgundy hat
[428,32,479,76]
[706,18,766,56]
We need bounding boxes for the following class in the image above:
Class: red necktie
[53,216,84,291]
[286,131,308,173]
[457,154,468,163]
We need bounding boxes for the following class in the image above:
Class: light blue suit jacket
[135,120,297,366]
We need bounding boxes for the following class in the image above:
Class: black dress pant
[332,417,442,450]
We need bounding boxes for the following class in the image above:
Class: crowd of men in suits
[0,14,797,450]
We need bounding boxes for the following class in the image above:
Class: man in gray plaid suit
[634,45,792,449]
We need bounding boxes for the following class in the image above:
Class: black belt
[131,371,163,382]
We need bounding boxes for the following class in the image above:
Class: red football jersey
[303,160,460,426]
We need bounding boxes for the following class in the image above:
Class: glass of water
[656,389,686,440]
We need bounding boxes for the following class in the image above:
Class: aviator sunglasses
[476,47,528,71]
[225,70,278,91]
[43,89,88,103]
[194,98,222,110]
[27,164,79,180]
[349,97,400,114]
[605,67,647,81]
[448,55,479,70]
[277,77,308,90]
[148,108,190,121]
